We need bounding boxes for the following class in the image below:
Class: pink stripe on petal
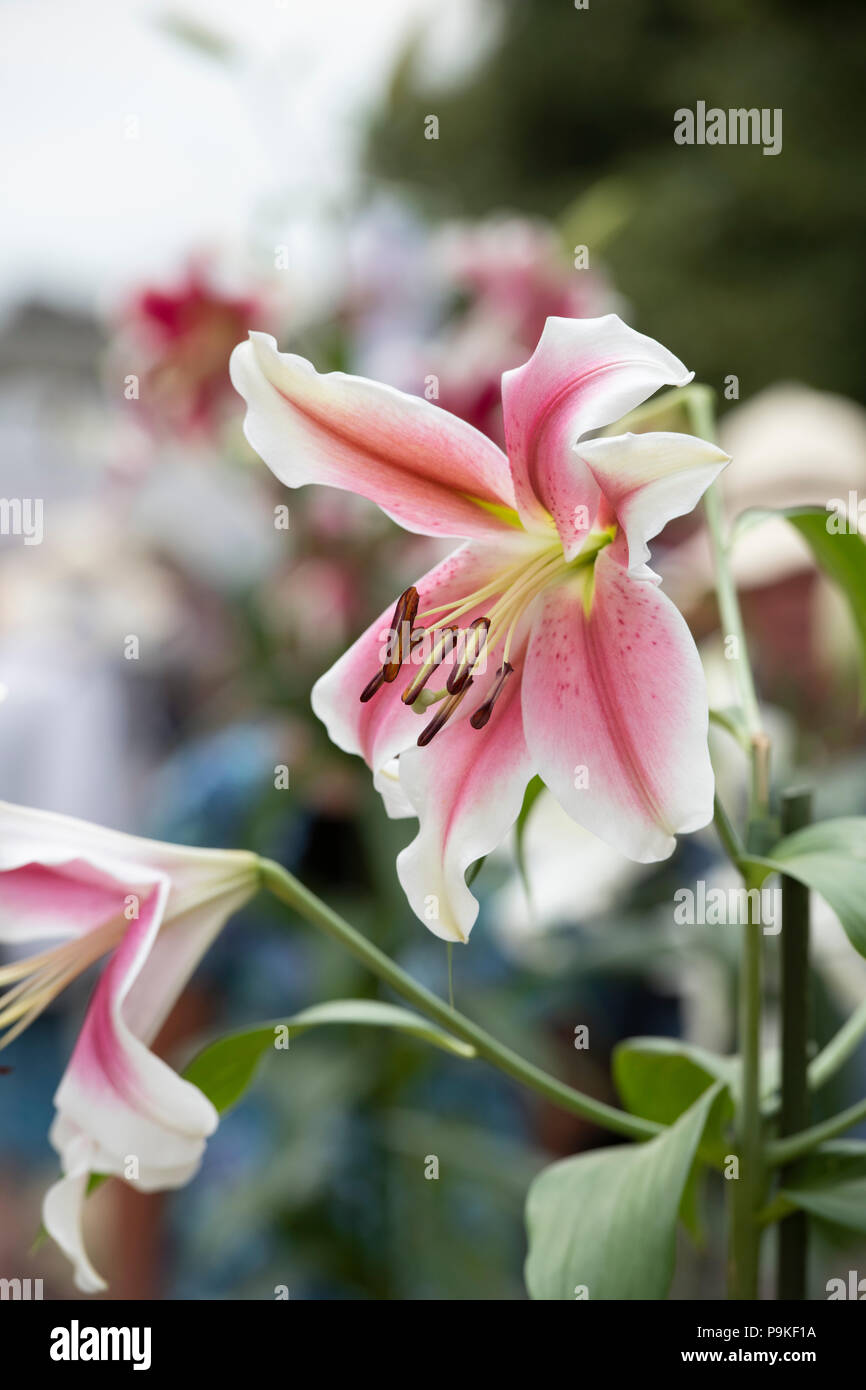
[523,552,714,862]
[57,880,217,1173]
[231,333,517,540]
[0,860,128,943]
[502,316,693,558]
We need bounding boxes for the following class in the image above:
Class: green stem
[690,388,763,745]
[692,386,768,1300]
[767,1096,866,1167]
[776,788,813,1300]
[259,858,659,1143]
[714,791,745,866]
[808,998,866,1092]
[729,902,764,1299]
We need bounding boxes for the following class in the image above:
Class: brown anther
[401,626,457,705]
[446,617,490,694]
[417,679,473,747]
[469,662,514,730]
[359,668,387,703]
[382,586,420,682]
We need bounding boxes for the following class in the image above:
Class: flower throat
[359,532,613,745]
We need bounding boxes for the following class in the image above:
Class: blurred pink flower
[427,217,618,444]
[115,262,268,439]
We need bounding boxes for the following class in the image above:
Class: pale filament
[0,914,126,1049]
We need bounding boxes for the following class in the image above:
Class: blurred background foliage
[368,0,866,405]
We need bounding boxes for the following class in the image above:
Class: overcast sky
[0,0,493,317]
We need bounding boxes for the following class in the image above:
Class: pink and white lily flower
[0,801,258,1291]
[231,315,729,942]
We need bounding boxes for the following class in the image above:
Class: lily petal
[230,332,517,539]
[501,315,692,558]
[522,551,714,862]
[396,661,533,943]
[43,1142,108,1294]
[0,859,138,945]
[0,801,258,927]
[311,535,539,814]
[44,881,226,1291]
[0,801,258,1291]
[578,431,730,578]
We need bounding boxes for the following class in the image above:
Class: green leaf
[515,775,545,896]
[746,818,866,958]
[732,505,866,701]
[614,1036,735,1118]
[788,509,866,701]
[183,999,475,1115]
[613,1037,734,1164]
[524,1083,721,1300]
[779,1140,866,1233]
[679,1163,708,1247]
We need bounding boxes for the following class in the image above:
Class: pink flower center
[359,529,615,743]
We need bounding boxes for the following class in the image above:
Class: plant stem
[259,858,660,1143]
[714,792,745,866]
[767,1095,866,1167]
[729,896,764,1298]
[808,998,866,1092]
[692,392,762,747]
[776,788,813,1300]
[692,386,768,1300]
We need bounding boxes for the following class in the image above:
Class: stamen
[446,617,490,694]
[401,626,457,705]
[417,679,474,747]
[382,586,419,682]
[0,915,125,1051]
[359,596,423,703]
[360,668,386,703]
[415,560,528,625]
[470,662,514,729]
[359,539,585,732]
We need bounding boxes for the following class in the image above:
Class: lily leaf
[745,818,866,959]
[515,774,545,897]
[183,998,476,1115]
[779,1141,866,1233]
[613,1036,734,1165]
[524,1083,721,1300]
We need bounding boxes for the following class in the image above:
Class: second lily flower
[231,315,729,941]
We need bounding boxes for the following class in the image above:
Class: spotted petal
[396,663,533,942]
[522,551,714,861]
